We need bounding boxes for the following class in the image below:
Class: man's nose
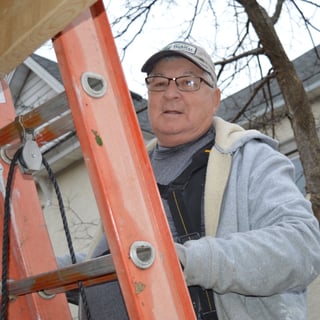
[163,79,180,97]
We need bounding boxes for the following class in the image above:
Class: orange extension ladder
[0,1,195,319]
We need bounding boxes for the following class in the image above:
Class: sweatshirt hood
[212,116,278,154]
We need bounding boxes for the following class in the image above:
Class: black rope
[42,157,92,320]
[1,148,22,320]
[0,149,92,319]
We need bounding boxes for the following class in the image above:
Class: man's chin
[156,131,190,147]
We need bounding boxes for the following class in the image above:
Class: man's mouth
[163,110,182,114]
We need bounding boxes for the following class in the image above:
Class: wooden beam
[0,0,97,78]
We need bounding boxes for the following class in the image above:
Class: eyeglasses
[145,75,214,92]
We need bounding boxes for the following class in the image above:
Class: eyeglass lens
[146,76,203,92]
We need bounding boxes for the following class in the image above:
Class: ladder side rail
[53,1,195,319]
[0,79,72,319]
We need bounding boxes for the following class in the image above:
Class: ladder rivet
[38,290,56,300]
[81,72,107,98]
[129,241,155,269]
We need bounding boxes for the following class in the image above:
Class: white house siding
[37,160,100,258]
[15,72,57,111]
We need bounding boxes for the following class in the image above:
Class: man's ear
[213,87,221,114]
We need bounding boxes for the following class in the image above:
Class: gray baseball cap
[141,41,217,85]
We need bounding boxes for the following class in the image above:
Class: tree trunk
[236,0,320,221]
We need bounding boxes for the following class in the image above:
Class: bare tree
[110,0,320,220]
[235,0,320,219]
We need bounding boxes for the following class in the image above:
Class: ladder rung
[35,111,74,146]
[0,92,70,146]
[7,254,116,298]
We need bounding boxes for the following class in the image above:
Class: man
[76,41,320,319]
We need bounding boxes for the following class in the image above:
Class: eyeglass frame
[145,75,215,92]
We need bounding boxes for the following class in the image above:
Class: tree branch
[271,0,284,24]
[231,71,276,122]
[214,47,264,67]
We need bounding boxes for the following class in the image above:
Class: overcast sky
[36,1,320,99]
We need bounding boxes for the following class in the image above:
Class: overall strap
[158,141,213,240]
[157,141,218,320]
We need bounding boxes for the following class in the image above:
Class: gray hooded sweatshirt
[75,116,320,320]
[174,117,320,319]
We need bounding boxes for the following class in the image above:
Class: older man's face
[147,57,220,147]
